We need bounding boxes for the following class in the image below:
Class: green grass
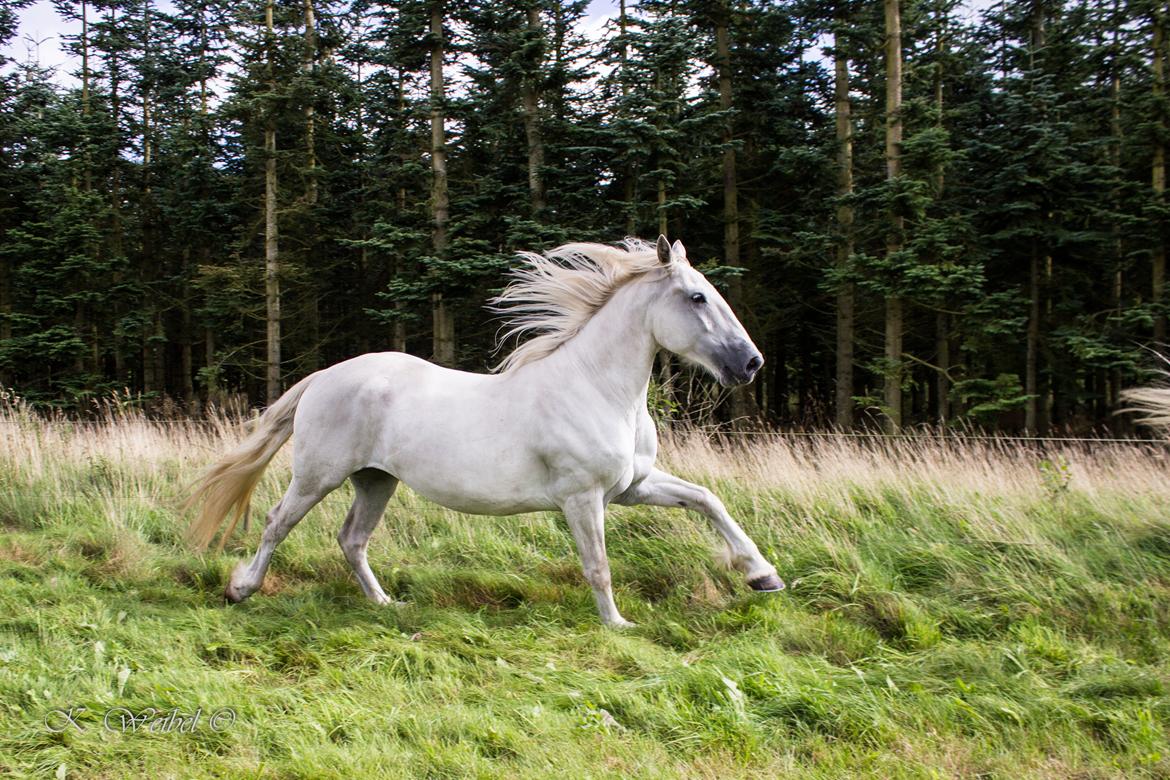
[1,418,1169,778]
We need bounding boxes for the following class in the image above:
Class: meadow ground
[0,403,1169,779]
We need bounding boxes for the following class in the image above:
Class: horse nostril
[745,355,763,374]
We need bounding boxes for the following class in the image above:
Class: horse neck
[544,279,659,409]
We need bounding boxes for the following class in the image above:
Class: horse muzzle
[718,344,764,387]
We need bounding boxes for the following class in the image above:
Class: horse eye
[690,292,707,304]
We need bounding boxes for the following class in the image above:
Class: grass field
[1,403,1169,778]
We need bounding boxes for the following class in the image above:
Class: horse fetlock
[732,551,783,591]
[723,545,770,576]
[367,591,405,607]
[338,538,367,564]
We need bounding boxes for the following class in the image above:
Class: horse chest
[539,417,640,500]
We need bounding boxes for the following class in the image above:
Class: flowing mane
[489,238,669,372]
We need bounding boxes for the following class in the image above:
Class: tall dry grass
[663,430,1170,499]
[1,389,1167,530]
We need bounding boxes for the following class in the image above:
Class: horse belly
[376,398,557,515]
[391,448,555,515]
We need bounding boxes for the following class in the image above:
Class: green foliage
[646,377,679,428]
[953,374,1031,425]
[1037,455,1072,496]
[0,0,1167,429]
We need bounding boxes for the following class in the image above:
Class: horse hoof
[748,574,785,593]
[370,593,407,608]
[224,580,251,604]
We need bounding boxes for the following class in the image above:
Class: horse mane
[488,238,671,372]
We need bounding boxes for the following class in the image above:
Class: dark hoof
[748,573,785,593]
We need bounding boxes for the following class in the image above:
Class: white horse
[185,236,782,627]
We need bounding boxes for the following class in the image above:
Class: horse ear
[656,234,672,265]
[670,239,688,262]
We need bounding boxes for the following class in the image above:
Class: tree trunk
[303,0,318,207]
[397,69,408,213]
[1025,4,1049,433]
[303,0,320,371]
[0,254,10,387]
[1156,4,1168,345]
[141,1,152,177]
[619,0,636,236]
[833,26,854,429]
[657,177,667,236]
[81,0,91,190]
[390,69,408,355]
[146,311,164,395]
[1110,8,1124,412]
[204,326,217,405]
[653,69,668,238]
[715,8,740,306]
[180,249,195,409]
[884,298,903,430]
[936,312,950,424]
[522,5,545,215]
[141,3,162,395]
[265,0,282,403]
[625,176,638,237]
[933,18,950,425]
[770,327,787,422]
[1026,244,1041,432]
[715,2,755,421]
[430,2,455,366]
[107,6,123,258]
[106,5,128,387]
[883,0,904,432]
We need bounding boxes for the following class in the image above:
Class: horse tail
[1121,374,1170,435]
[184,372,320,552]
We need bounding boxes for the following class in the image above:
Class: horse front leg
[562,491,634,628]
[617,468,784,592]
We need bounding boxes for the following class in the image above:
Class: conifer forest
[1,0,1167,432]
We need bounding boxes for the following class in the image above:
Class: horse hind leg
[225,476,330,603]
[337,469,399,605]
